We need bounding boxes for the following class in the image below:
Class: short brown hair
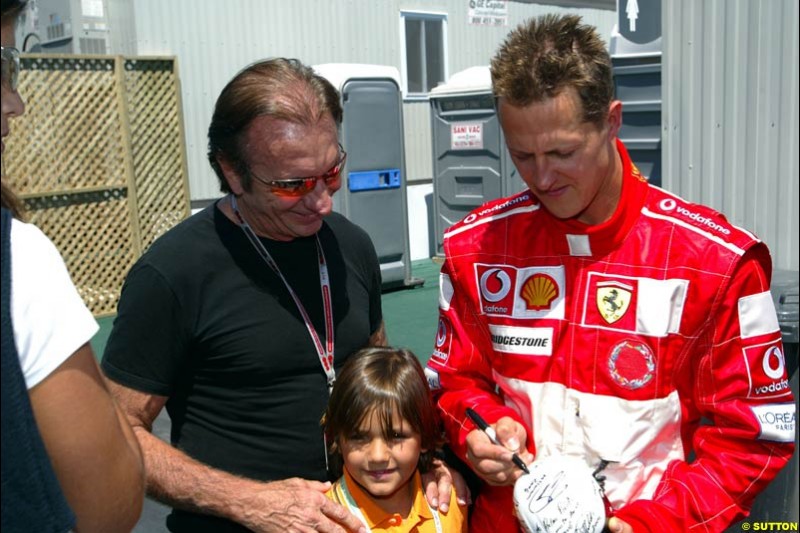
[206,58,343,193]
[491,14,614,126]
[2,0,29,220]
[1,0,28,20]
[323,347,442,478]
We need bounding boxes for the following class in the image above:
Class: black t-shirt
[102,202,382,532]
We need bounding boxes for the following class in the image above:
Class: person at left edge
[101,58,465,533]
[2,1,145,531]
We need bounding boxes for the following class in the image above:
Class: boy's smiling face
[340,407,423,514]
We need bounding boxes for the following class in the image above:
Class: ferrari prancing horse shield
[596,283,632,324]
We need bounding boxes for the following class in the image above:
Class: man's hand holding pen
[464,410,535,486]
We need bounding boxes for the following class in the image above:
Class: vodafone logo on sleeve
[743,339,791,399]
[658,198,731,235]
[431,317,453,363]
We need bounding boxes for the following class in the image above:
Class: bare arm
[29,343,145,533]
[367,320,387,347]
[106,380,365,533]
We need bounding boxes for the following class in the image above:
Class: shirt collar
[342,469,431,530]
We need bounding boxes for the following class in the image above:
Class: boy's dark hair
[323,346,442,478]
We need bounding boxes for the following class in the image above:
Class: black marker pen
[466,407,531,475]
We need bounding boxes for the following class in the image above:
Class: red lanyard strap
[230,196,336,393]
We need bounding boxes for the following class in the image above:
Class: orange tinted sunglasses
[249,145,347,198]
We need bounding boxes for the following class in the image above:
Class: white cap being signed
[513,455,606,533]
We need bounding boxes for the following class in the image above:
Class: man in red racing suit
[427,14,795,533]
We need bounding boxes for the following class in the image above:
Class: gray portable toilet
[429,66,525,257]
[313,64,418,289]
[610,0,662,186]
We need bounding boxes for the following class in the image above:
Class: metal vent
[47,23,65,40]
[79,37,107,55]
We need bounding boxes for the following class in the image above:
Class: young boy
[323,347,468,532]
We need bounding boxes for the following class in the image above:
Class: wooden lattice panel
[124,59,190,250]
[24,191,137,317]
[5,57,128,194]
[2,54,190,317]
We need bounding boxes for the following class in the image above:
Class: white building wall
[106,0,615,201]
[662,0,799,270]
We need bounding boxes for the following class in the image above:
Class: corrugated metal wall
[107,0,615,201]
[663,0,799,270]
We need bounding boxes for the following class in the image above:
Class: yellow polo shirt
[326,469,468,532]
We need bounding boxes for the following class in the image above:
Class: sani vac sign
[451,123,484,150]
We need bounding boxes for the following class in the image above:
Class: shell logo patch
[607,340,655,390]
[520,273,559,311]
[596,281,632,324]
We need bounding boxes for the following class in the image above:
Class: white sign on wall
[451,123,484,150]
[467,0,508,27]
[81,0,104,18]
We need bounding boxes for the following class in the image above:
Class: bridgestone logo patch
[488,325,553,356]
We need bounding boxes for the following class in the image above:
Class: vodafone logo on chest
[476,265,516,315]
[481,268,513,301]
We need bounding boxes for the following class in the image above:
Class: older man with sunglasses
[101,58,464,533]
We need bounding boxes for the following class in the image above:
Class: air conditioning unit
[24,0,109,55]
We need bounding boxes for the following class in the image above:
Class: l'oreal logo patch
[751,403,795,443]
